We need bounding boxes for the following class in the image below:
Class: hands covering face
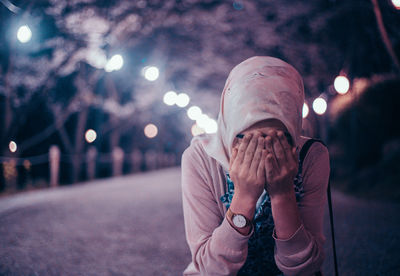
[229,130,298,200]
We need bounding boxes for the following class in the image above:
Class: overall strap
[299,138,326,164]
[298,138,339,276]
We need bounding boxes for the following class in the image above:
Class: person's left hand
[264,130,298,198]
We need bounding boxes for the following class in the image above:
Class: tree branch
[371,0,400,73]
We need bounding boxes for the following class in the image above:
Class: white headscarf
[192,56,305,171]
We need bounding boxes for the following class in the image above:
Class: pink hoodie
[181,57,330,275]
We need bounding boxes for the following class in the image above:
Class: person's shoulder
[299,137,330,196]
[299,136,329,158]
[299,136,330,171]
[181,135,215,172]
[181,135,215,191]
[182,135,208,161]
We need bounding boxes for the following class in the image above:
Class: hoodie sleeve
[272,142,330,276]
[181,142,253,275]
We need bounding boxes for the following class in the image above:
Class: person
[181,56,330,276]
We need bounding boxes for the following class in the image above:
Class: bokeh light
[392,0,400,10]
[105,54,124,72]
[312,97,327,115]
[187,106,202,120]
[334,75,350,94]
[143,66,159,81]
[302,102,309,118]
[85,129,97,143]
[176,93,190,107]
[9,141,17,153]
[17,25,32,43]
[191,123,205,136]
[163,91,178,106]
[144,123,158,138]
[196,114,210,129]
[204,118,218,134]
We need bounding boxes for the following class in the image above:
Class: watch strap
[226,208,252,228]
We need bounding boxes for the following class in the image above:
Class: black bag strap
[299,138,339,276]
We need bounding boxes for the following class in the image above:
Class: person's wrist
[234,188,258,204]
[230,191,257,221]
[269,190,296,203]
[226,209,253,235]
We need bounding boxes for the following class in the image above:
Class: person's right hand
[229,132,268,204]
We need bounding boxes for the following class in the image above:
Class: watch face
[232,214,247,228]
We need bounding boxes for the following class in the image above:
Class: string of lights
[3,0,398,159]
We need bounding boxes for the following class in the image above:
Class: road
[0,167,399,275]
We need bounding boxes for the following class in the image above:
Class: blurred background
[1,0,400,275]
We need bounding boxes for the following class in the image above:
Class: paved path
[0,167,399,275]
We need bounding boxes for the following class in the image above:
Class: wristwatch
[226,208,251,228]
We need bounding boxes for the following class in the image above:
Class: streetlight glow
[392,0,400,9]
[187,106,202,120]
[85,129,97,143]
[176,93,190,108]
[105,54,124,72]
[143,66,159,81]
[196,114,210,129]
[191,124,205,136]
[163,91,178,106]
[312,97,327,115]
[302,102,309,118]
[204,118,218,134]
[17,25,32,43]
[144,123,158,138]
[9,141,17,153]
[334,76,350,94]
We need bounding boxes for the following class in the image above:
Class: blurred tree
[330,76,400,201]
[0,0,399,187]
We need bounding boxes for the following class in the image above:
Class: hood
[192,56,305,171]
